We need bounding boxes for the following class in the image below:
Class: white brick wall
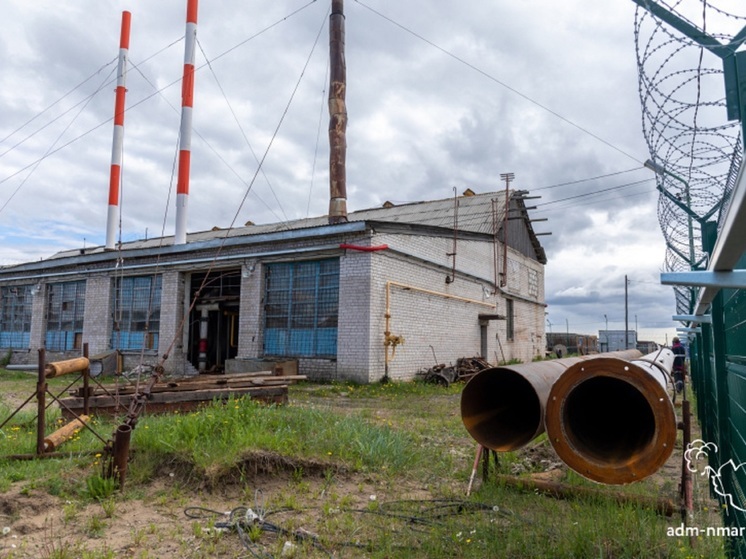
[359,234,545,377]
[28,283,46,352]
[237,260,262,359]
[365,249,495,381]
[0,225,546,381]
[334,249,373,382]
[82,276,114,356]
[156,270,186,375]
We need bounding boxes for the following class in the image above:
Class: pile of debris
[417,356,491,387]
[59,370,305,419]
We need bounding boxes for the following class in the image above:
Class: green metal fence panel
[690,255,746,558]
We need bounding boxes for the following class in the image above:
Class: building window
[506,299,514,341]
[0,285,33,349]
[263,258,339,357]
[111,275,162,351]
[46,281,86,351]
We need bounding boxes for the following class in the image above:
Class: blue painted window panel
[112,331,160,350]
[0,285,33,349]
[264,259,339,357]
[0,332,30,349]
[46,280,86,351]
[111,275,162,351]
[315,327,337,355]
[263,328,337,357]
[46,331,76,352]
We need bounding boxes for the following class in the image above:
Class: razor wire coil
[634,0,745,314]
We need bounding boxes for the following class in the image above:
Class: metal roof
[47,190,509,260]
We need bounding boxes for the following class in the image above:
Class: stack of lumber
[58,371,305,419]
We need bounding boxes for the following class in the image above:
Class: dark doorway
[188,269,241,373]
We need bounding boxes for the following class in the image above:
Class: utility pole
[603,314,608,352]
[625,275,629,349]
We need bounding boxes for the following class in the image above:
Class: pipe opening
[563,376,655,465]
[461,369,541,451]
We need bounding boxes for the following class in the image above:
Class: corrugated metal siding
[502,198,544,263]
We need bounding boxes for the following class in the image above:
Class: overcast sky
[0,0,727,346]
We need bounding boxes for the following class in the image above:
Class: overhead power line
[534,178,655,209]
[354,0,644,165]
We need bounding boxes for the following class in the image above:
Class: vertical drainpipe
[175,0,198,245]
[106,11,131,251]
[328,0,348,224]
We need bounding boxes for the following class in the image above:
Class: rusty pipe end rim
[545,358,676,485]
[461,367,543,452]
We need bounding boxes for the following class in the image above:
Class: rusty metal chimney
[328,0,348,224]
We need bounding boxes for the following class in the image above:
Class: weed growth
[85,474,117,501]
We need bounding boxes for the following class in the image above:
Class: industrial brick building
[0,189,547,382]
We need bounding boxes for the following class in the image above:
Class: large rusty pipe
[544,348,677,484]
[461,350,642,452]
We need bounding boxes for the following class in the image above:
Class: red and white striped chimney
[174,0,198,245]
[106,11,131,251]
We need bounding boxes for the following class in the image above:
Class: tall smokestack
[106,11,131,251]
[328,0,348,224]
[174,0,198,245]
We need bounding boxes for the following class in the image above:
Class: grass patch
[0,369,728,558]
[131,396,427,479]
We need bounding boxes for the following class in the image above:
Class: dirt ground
[0,461,417,558]
[2,384,426,558]
[0,383,723,558]
[0,441,714,559]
